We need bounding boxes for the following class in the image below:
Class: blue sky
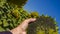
[23,0,60,33]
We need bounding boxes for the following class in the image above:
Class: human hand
[10,18,36,34]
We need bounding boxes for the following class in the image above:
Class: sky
[23,0,60,33]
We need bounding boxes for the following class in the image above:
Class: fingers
[23,18,36,24]
[19,18,36,31]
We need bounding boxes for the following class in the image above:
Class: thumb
[19,18,36,30]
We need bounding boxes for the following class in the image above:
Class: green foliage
[28,12,39,18]
[7,0,27,7]
[0,3,29,31]
[0,0,6,7]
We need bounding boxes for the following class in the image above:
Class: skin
[10,18,36,34]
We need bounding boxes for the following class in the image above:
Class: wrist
[10,26,22,34]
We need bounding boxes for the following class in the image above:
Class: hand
[10,18,36,34]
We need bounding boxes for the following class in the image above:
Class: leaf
[7,0,28,7]
[0,26,5,31]
[3,19,9,27]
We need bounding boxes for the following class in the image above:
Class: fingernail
[33,18,36,20]
[31,18,36,21]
